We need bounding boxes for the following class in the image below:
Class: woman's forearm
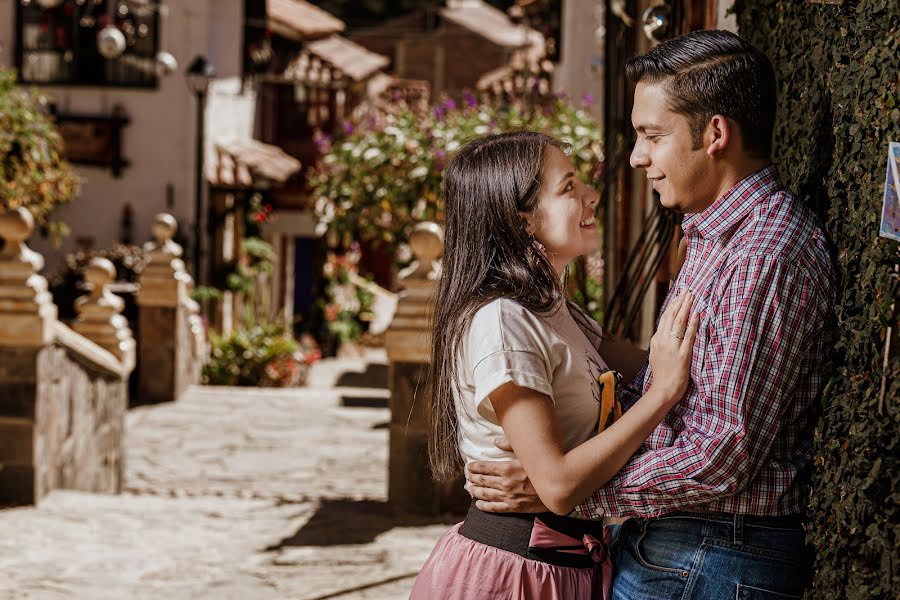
[546,387,672,513]
[494,383,675,515]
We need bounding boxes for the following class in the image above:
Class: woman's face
[525,146,601,275]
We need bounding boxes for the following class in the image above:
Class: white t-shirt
[456,298,609,489]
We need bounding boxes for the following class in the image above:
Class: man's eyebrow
[558,171,575,185]
[634,121,665,132]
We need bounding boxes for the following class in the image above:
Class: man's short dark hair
[626,29,777,158]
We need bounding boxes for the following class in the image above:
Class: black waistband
[458,502,605,569]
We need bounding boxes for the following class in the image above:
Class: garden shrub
[203,324,318,387]
[0,68,78,234]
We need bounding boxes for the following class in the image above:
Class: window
[15,0,160,87]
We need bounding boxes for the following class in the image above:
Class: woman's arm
[489,290,698,515]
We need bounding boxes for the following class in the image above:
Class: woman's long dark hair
[428,131,567,481]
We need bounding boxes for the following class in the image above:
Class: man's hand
[465,437,547,513]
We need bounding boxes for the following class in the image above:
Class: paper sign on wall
[880,141,900,242]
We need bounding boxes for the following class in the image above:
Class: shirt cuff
[578,480,624,519]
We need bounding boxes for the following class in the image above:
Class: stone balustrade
[73,258,136,372]
[136,213,206,404]
[384,221,468,515]
[0,207,133,505]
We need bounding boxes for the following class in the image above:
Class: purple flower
[581,92,596,106]
[313,130,333,152]
[444,97,457,111]
[342,121,354,135]
[463,91,477,107]
[434,106,446,121]
[435,150,446,160]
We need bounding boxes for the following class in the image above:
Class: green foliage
[203,324,312,387]
[200,235,321,386]
[310,94,602,250]
[0,68,79,226]
[735,2,899,598]
[319,246,374,344]
[310,93,605,328]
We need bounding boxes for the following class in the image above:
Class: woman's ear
[519,212,536,236]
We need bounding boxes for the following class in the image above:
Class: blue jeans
[611,512,812,599]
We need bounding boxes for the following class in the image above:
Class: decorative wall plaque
[53,105,130,177]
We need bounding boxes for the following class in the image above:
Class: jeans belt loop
[733,513,744,545]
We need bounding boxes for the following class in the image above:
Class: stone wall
[0,207,133,506]
[0,327,127,506]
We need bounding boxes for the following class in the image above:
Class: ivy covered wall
[734,1,898,598]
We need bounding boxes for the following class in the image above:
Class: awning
[440,0,543,52]
[280,35,390,86]
[207,138,302,190]
[266,0,345,41]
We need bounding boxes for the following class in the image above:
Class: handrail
[52,321,129,379]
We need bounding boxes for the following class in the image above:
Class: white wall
[0,0,243,274]
[717,0,738,32]
[555,0,604,121]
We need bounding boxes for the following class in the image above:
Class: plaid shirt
[580,166,836,518]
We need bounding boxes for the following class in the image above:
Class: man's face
[630,82,715,214]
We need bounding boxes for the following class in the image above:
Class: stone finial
[73,257,136,370]
[398,221,443,281]
[149,213,183,259]
[385,221,443,363]
[0,207,58,347]
[137,213,192,308]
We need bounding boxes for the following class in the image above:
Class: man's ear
[704,114,731,157]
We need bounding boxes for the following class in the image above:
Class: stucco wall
[0,0,244,275]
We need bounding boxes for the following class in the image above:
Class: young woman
[409,131,698,600]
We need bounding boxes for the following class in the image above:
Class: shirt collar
[681,165,782,240]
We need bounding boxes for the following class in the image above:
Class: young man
[465,30,836,599]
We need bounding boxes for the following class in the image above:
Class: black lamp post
[184,55,216,284]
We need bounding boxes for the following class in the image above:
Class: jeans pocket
[632,520,694,575]
[737,583,802,599]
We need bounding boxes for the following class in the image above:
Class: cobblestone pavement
[0,350,455,600]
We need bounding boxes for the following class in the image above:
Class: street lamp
[184,55,216,284]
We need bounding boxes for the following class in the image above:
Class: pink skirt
[409,522,612,600]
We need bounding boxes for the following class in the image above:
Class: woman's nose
[585,186,600,209]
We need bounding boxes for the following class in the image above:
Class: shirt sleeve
[620,363,648,412]
[468,300,556,423]
[580,255,825,518]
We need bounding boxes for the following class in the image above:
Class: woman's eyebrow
[558,171,575,186]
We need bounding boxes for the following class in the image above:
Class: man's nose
[630,141,649,169]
